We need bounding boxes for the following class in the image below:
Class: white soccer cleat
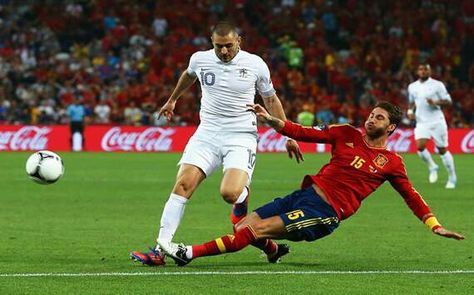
[445,177,456,189]
[428,166,439,183]
[445,181,456,189]
[157,241,191,266]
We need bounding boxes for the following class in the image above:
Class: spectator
[94,99,111,124]
[0,97,10,122]
[38,99,56,124]
[152,13,168,37]
[297,104,315,126]
[123,101,142,126]
[315,102,335,125]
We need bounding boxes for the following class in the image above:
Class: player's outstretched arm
[390,174,465,241]
[248,104,332,144]
[260,95,304,163]
[158,72,197,121]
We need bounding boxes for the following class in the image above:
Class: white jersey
[187,49,276,132]
[407,77,451,124]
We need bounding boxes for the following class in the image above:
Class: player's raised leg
[130,164,205,266]
[221,167,280,258]
[220,137,257,224]
[220,168,250,224]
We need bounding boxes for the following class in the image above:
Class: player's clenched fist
[158,100,176,122]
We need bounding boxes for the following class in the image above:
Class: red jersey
[280,121,432,221]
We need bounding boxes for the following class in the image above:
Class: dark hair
[211,21,238,37]
[375,101,402,135]
[418,63,431,69]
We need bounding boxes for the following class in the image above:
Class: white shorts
[414,122,449,148]
[178,128,258,182]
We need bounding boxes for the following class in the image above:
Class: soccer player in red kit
[158,101,464,266]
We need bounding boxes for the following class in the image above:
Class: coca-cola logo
[386,129,414,152]
[101,127,176,152]
[461,130,474,153]
[0,126,50,150]
[257,129,287,152]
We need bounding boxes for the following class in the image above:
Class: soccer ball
[25,150,64,184]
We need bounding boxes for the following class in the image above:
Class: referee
[67,97,86,151]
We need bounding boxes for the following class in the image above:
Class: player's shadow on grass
[194,261,323,271]
[144,261,324,269]
[278,262,324,268]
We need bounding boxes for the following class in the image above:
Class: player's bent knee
[220,187,241,204]
[235,212,259,231]
[234,220,245,231]
[417,146,427,152]
[416,142,428,151]
[251,220,276,238]
[173,179,197,197]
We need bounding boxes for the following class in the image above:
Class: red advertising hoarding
[0,125,473,153]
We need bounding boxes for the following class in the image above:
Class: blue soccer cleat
[130,247,166,266]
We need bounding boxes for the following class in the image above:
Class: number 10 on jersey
[200,71,215,86]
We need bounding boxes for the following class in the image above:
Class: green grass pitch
[0,152,472,294]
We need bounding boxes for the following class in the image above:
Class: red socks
[251,238,278,255]
[232,221,278,256]
[230,199,248,225]
[192,226,257,258]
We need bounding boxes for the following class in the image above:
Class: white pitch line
[1,270,474,278]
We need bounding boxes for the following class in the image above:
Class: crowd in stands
[0,0,472,128]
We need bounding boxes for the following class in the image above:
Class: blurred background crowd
[0,0,472,128]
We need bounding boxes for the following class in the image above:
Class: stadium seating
[0,0,472,127]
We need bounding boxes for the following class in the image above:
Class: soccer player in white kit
[131,22,303,266]
[407,64,457,189]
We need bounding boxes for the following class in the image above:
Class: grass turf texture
[0,152,472,294]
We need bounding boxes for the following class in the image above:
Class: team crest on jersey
[373,154,389,168]
[239,68,248,78]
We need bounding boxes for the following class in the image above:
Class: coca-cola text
[0,126,51,151]
[0,125,471,153]
[101,127,176,152]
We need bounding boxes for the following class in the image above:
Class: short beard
[366,127,386,139]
